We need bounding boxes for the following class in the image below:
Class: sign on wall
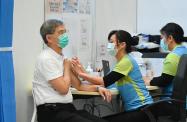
[44,0,95,66]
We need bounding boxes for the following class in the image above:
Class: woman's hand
[71,57,86,75]
[72,57,81,65]
[143,76,151,86]
[97,86,112,103]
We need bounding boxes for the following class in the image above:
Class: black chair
[141,54,187,122]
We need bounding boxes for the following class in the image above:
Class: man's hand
[71,57,86,73]
[49,58,71,95]
[71,57,85,75]
[64,58,71,69]
[97,86,112,103]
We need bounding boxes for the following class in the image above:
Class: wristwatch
[96,86,102,92]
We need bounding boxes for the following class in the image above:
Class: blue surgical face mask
[107,43,117,56]
[58,33,69,48]
[160,38,168,52]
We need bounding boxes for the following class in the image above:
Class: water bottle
[139,63,146,77]
[86,62,93,74]
[146,60,154,80]
[82,62,93,85]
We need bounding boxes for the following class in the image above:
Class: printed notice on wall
[96,42,107,61]
[63,0,78,13]
[80,19,91,49]
[79,0,91,14]
[45,0,63,14]
[45,0,95,66]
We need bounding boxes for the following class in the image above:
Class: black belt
[37,103,75,111]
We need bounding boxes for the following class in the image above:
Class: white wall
[95,0,137,67]
[137,0,187,35]
[95,0,137,40]
[13,0,44,122]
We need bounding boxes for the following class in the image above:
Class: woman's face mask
[160,38,169,52]
[107,42,117,56]
[58,33,69,48]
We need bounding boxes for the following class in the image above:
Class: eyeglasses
[57,29,69,35]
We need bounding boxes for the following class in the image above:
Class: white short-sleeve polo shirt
[33,47,73,105]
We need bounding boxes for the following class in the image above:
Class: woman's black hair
[160,22,184,44]
[115,30,139,53]
[108,30,117,41]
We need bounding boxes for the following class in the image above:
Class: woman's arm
[71,58,124,87]
[103,71,124,87]
[70,69,112,102]
[150,73,174,87]
[80,73,104,85]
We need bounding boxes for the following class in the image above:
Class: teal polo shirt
[113,55,153,111]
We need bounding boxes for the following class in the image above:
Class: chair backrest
[172,54,187,100]
[171,54,187,121]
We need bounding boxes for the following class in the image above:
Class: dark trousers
[37,103,108,122]
[103,108,150,122]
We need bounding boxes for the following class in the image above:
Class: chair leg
[31,104,37,122]
[144,109,157,122]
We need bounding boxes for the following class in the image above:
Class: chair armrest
[152,94,171,98]
[141,98,184,111]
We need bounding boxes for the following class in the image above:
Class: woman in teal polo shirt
[72,30,153,122]
[144,23,187,112]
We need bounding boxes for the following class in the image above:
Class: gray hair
[40,19,64,44]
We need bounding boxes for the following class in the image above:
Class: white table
[71,85,159,96]
[146,85,159,91]
[71,88,119,96]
